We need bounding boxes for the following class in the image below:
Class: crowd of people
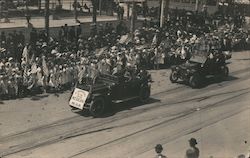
[154,137,250,158]
[0,9,249,99]
[154,138,199,158]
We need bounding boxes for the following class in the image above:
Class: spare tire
[189,73,200,88]
[170,70,178,83]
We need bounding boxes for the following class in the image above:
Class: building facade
[147,0,219,14]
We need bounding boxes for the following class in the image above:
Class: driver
[124,69,132,82]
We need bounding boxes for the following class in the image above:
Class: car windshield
[96,73,119,84]
[190,43,210,64]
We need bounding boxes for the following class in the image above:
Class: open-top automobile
[69,69,152,117]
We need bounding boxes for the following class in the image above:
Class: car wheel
[189,73,200,88]
[139,86,150,103]
[222,66,229,77]
[170,70,178,83]
[89,97,105,117]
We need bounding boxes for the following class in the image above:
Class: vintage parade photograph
[0,0,250,157]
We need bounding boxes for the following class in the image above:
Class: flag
[22,46,29,64]
[42,57,49,76]
[152,34,157,46]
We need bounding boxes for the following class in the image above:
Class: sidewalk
[0,15,118,29]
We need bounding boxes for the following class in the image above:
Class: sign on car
[69,88,89,110]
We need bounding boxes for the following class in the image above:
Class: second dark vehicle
[170,50,229,88]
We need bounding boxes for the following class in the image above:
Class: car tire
[222,66,229,77]
[189,73,200,88]
[89,97,105,117]
[170,70,178,83]
[139,85,150,103]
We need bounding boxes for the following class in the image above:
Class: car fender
[92,93,111,103]
[140,82,150,90]
[171,66,181,72]
[187,69,198,77]
[92,93,104,99]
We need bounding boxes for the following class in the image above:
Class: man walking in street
[154,144,167,158]
[185,138,199,158]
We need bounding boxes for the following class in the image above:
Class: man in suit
[185,138,199,158]
[154,144,167,158]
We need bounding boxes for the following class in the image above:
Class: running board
[112,96,139,103]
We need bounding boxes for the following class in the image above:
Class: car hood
[179,62,200,69]
[76,82,110,92]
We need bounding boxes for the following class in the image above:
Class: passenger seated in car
[123,69,132,82]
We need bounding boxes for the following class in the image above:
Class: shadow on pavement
[200,75,238,88]
[235,58,250,61]
[75,98,160,118]
[30,94,49,101]
[176,75,238,89]
[237,154,246,158]
[101,98,160,118]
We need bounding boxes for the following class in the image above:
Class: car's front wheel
[189,73,200,88]
[170,70,178,83]
[139,85,150,103]
[89,97,105,117]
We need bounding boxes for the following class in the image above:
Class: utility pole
[130,1,135,32]
[127,3,130,20]
[195,0,199,12]
[38,0,41,11]
[160,0,165,27]
[73,0,78,22]
[99,0,102,15]
[45,0,50,42]
[92,0,97,23]
[160,0,169,27]
[3,0,9,22]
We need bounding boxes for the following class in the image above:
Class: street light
[160,0,169,27]
[45,0,50,41]
[130,1,135,32]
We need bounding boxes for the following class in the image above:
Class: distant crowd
[0,9,250,99]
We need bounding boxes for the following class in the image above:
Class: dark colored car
[169,50,229,88]
[69,70,152,117]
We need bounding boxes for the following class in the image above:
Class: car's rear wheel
[170,70,178,83]
[139,85,150,103]
[90,97,105,117]
[189,73,200,88]
[221,66,229,77]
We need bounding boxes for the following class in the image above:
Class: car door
[110,77,126,100]
[124,77,141,97]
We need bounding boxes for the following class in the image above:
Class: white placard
[69,88,89,110]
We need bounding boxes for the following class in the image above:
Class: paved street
[0,50,250,158]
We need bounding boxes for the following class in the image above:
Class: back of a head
[155,144,163,154]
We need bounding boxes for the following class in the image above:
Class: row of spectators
[0,10,249,99]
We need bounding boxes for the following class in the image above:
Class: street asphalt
[0,50,250,158]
